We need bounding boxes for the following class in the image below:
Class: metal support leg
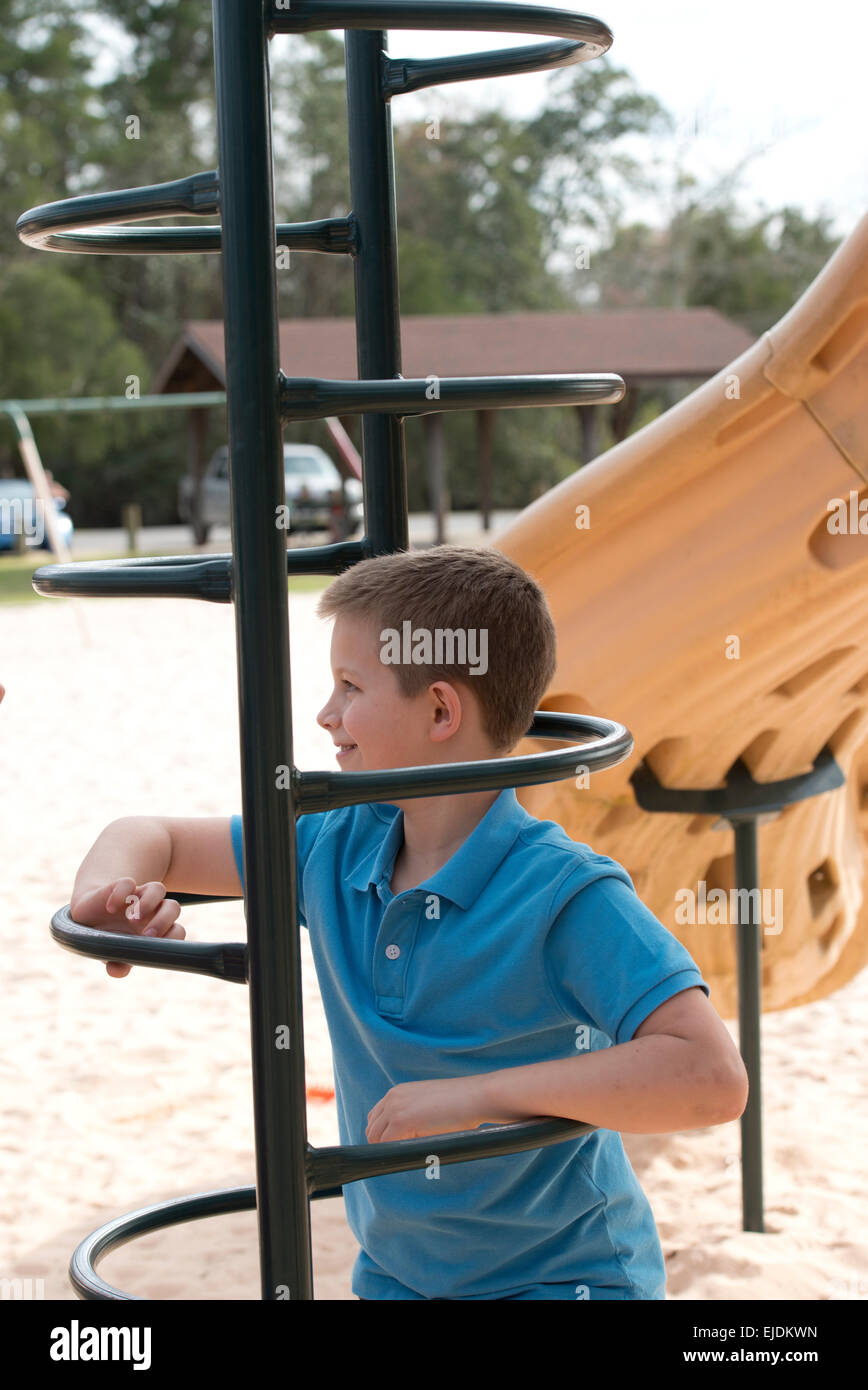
[631,748,845,1236]
[731,817,764,1232]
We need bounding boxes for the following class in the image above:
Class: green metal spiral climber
[17,1,633,1300]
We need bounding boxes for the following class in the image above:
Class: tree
[526,58,672,258]
[270,31,356,320]
[579,194,841,336]
[0,1,103,265]
[2,12,844,522]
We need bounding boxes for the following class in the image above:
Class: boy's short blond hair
[315,544,557,755]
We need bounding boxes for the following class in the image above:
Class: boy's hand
[366,1076,485,1143]
[70,878,186,980]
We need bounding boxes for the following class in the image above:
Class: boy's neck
[394,786,503,874]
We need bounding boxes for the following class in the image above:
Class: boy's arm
[71,817,242,979]
[72,817,171,910]
[160,816,243,896]
[72,816,242,909]
[366,987,748,1143]
[472,985,748,1134]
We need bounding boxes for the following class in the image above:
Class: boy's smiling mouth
[335,742,357,761]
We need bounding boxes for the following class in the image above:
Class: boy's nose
[316,701,336,729]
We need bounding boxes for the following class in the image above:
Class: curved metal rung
[268,1,613,61]
[280,372,626,420]
[15,164,356,256]
[631,746,847,819]
[384,38,589,96]
[32,553,233,601]
[71,1109,599,1298]
[47,711,632,972]
[308,1114,598,1194]
[31,216,354,257]
[30,540,371,602]
[16,169,219,253]
[50,893,248,983]
[293,709,632,812]
[69,1186,257,1299]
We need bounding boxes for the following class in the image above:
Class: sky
[86,0,867,241]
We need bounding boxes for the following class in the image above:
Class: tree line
[0,4,842,525]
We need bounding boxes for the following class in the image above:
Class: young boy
[71,544,747,1301]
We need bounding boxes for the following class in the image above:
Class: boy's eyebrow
[335,666,362,678]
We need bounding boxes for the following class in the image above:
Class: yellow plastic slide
[497,210,868,1016]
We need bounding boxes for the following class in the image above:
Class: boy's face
[317,613,470,770]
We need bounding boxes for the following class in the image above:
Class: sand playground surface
[1,591,866,1300]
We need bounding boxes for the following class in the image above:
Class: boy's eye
[342,679,357,690]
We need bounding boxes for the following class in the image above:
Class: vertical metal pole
[731,816,764,1233]
[424,414,447,545]
[477,409,494,531]
[212,0,313,1298]
[344,30,408,556]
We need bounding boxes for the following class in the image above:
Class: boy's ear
[427,678,464,741]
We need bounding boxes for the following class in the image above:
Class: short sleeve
[545,874,710,1045]
[230,811,328,931]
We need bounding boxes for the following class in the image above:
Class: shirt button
[385,944,400,959]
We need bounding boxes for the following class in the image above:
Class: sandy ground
[1,589,866,1301]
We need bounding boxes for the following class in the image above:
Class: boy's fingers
[105,878,137,914]
[132,881,167,918]
[101,899,181,952]
[154,916,185,942]
[141,899,181,938]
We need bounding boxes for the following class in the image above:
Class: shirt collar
[346,785,530,910]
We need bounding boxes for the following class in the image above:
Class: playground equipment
[499,211,868,1017]
[18,3,634,1299]
[498,211,868,1230]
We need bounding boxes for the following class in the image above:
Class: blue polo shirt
[230,786,709,1300]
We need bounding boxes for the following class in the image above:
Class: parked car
[0,478,74,553]
[178,443,364,544]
